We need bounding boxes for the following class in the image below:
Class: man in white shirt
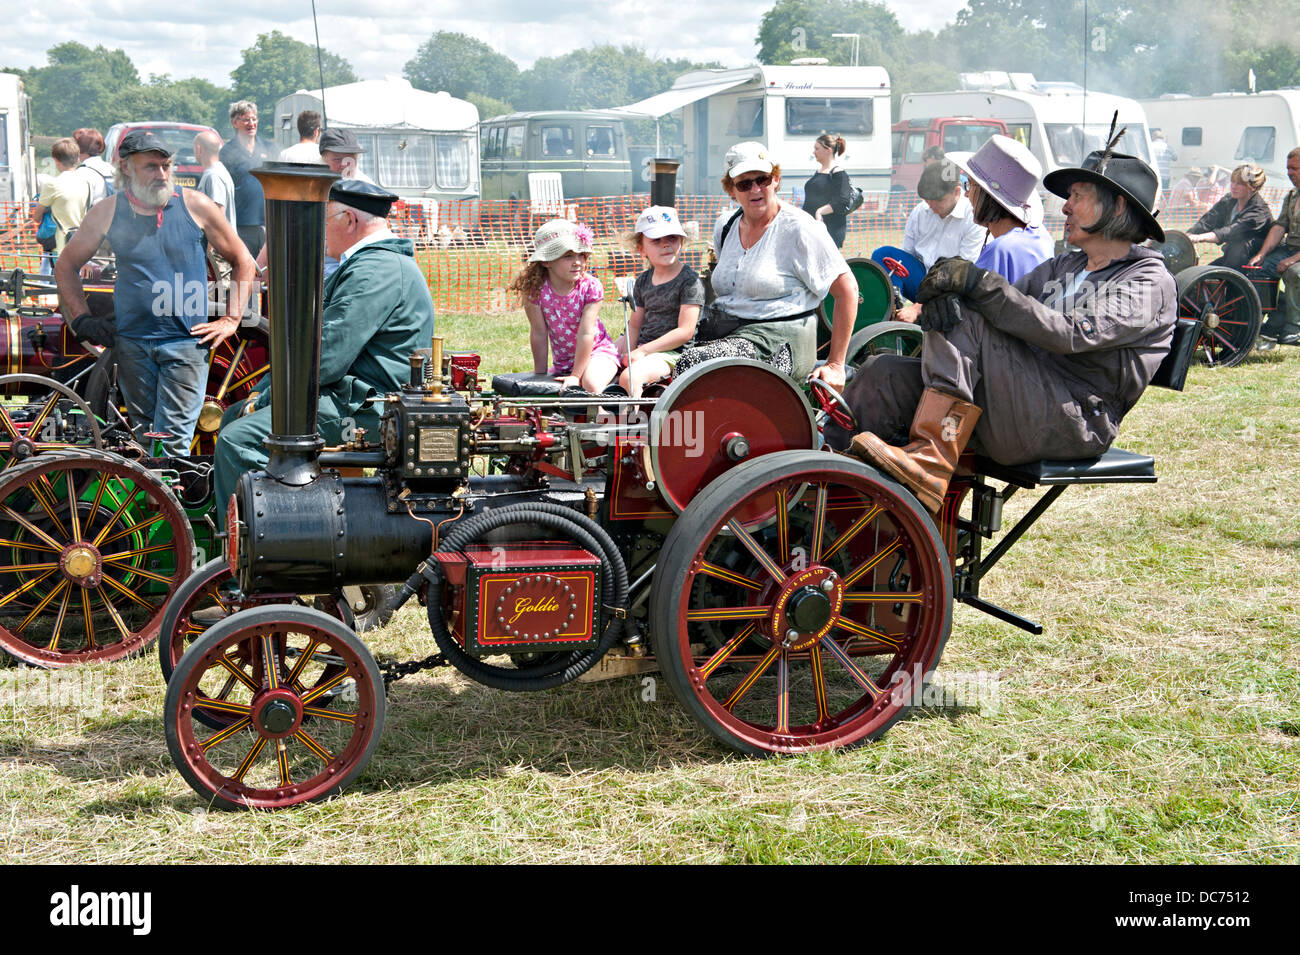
[872,160,987,300]
[279,110,324,164]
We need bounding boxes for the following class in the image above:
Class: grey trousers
[825,310,1117,466]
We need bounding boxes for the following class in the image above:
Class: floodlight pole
[832,33,860,68]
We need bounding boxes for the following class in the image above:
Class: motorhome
[274,78,480,206]
[900,73,1155,216]
[617,65,892,204]
[0,72,36,204]
[1141,90,1300,195]
[478,110,633,202]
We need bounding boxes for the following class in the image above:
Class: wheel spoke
[276,740,290,788]
[201,717,252,752]
[775,650,790,734]
[0,566,58,609]
[300,669,350,705]
[100,563,176,586]
[0,558,59,573]
[101,541,180,562]
[64,469,81,542]
[685,605,770,622]
[261,635,281,690]
[841,537,903,587]
[88,486,136,548]
[842,589,923,604]
[0,404,22,440]
[97,588,133,642]
[809,643,830,723]
[301,704,355,723]
[98,571,157,611]
[193,698,251,717]
[284,638,321,690]
[96,512,167,548]
[217,652,260,692]
[725,518,787,583]
[820,634,884,696]
[0,536,59,552]
[809,483,829,562]
[81,587,95,648]
[775,487,789,564]
[232,736,268,781]
[698,622,757,680]
[25,392,60,441]
[721,644,781,711]
[833,615,903,649]
[697,561,763,591]
[818,504,882,562]
[28,475,70,540]
[213,340,247,401]
[15,577,69,637]
[295,728,335,762]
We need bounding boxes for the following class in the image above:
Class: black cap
[319,128,363,154]
[119,129,174,159]
[330,179,397,217]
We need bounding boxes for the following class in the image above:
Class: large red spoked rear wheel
[164,605,385,810]
[0,449,193,666]
[649,449,952,754]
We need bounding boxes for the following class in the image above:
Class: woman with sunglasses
[676,141,858,390]
[1187,163,1272,269]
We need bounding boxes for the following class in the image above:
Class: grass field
[1,313,1298,864]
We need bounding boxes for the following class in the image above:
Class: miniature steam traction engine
[160,164,1199,809]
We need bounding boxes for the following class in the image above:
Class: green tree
[23,42,141,134]
[404,32,519,103]
[756,0,905,67]
[515,45,712,112]
[230,30,356,127]
[465,92,514,122]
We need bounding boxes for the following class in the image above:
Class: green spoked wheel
[0,449,194,666]
[821,257,896,338]
[649,449,953,755]
[164,605,385,810]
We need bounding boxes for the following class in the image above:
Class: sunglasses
[732,174,773,192]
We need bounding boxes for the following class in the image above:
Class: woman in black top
[802,132,853,248]
[1188,163,1273,269]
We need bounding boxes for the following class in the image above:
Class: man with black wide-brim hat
[213,178,435,504]
[826,147,1176,514]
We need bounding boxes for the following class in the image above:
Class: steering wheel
[807,376,857,432]
[881,256,910,279]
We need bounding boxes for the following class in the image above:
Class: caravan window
[786,98,873,136]
[586,125,616,156]
[1236,126,1276,162]
[434,135,470,190]
[541,126,574,157]
[374,134,434,189]
[0,115,8,169]
[504,125,524,160]
[1044,124,1149,166]
[728,99,764,138]
[1182,127,1203,147]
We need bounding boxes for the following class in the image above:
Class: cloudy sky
[3,1,969,87]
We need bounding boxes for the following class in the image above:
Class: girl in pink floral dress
[509,219,620,393]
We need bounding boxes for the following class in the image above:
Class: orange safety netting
[2,187,1290,313]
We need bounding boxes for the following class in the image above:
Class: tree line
[7,1,1300,140]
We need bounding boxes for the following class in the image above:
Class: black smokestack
[650,158,680,207]
[250,163,339,486]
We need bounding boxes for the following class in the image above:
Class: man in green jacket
[213,179,435,506]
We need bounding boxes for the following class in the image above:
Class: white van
[0,72,36,204]
[275,78,480,205]
[900,74,1155,217]
[618,65,892,204]
[1141,91,1300,194]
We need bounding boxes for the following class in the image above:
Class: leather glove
[916,257,985,303]
[916,294,964,335]
[69,312,116,347]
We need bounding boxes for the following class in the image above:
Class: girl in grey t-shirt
[617,206,704,397]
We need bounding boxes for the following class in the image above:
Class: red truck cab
[103,122,220,190]
[891,117,1009,195]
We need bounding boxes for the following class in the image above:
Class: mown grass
[2,318,1298,864]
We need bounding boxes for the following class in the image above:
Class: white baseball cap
[634,205,687,240]
[724,141,774,179]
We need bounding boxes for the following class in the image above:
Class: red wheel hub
[251,687,304,739]
[59,541,103,588]
[769,566,843,651]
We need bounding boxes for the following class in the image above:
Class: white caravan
[1141,91,1300,195]
[618,65,892,204]
[900,74,1155,217]
[0,72,36,204]
[275,77,480,206]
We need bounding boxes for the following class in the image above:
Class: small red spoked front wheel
[164,605,385,810]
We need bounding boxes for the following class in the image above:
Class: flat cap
[119,129,174,158]
[319,128,363,154]
[330,178,397,217]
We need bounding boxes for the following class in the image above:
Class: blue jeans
[115,336,209,457]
